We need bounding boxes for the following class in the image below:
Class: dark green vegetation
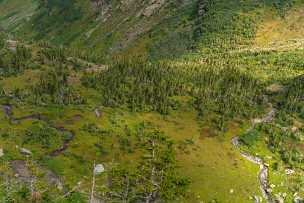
[82,59,262,119]
[0,43,32,77]
[0,0,303,202]
[104,124,190,202]
[0,0,300,59]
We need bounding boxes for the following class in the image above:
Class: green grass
[0,0,304,202]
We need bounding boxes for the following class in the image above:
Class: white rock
[57,183,63,190]
[285,168,295,175]
[266,84,285,93]
[266,188,273,193]
[94,164,105,175]
[253,118,262,124]
[20,148,32,156]
[95,108,101,118]
[291,126,298,133]
[275,194,284,203]
[254,195,262,203]
[0,148,3,157]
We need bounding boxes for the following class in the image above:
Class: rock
[0,148,3,157]
[44,170,63,190]
[291,126,298,133]
[142,0,166,17]
[285,168,295,175]
[274,194,284,203]
[11,160,33,183]
[263,108,276,123]
[20,148,32,156]
[253,118,263,124]
[95,108,101,118]
[254,195,262,203]
[3,104,13,117]
[266,84,285,94]
[266,188,273,193]
[6,40,18,52]
[294,196,304,203]
[94,164,105,175]
[231,136,239,147]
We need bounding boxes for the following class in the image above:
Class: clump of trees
[192,66,262,118]
[82,59,186,114]
[248,121,304,170]
[23,121,62,149]
[38,46,65,64]
[82,58,262,124]
[0,34,5,49]
[283,75,304,114]
[0,44,32,77]
[36,0,83,22]
[103,124,190,202]
[32,64,84,105]
[272,0,295,17]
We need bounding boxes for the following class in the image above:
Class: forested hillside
[0,0,301,59]
[0,0,303,203]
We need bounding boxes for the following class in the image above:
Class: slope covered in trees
[0,0,302,59]
[0,0,303,202]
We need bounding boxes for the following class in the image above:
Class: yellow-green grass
[72,107,262,202]
[0,101,264,202]
[255,5,304,47]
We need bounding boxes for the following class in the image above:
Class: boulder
[266,84,285,94]
[0,148,3,157]
[94,164,105,175]
[285,168,295,175]
[95,108,101,118]
[20,148,32,156]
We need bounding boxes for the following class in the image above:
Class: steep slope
[0,0,303,202]
[1,0,198,59]
[0,0,37,31]
[1,0,303,59]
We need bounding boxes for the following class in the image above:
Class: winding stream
[3,104,75,156]
[3,103,277,202]
[232,107,276,203]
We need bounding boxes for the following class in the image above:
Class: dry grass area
[255,6,304,46]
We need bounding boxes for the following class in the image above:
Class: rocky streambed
[232,107,276,203]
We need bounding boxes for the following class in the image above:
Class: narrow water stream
[232,107,276,203]
[3,104,75,156]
